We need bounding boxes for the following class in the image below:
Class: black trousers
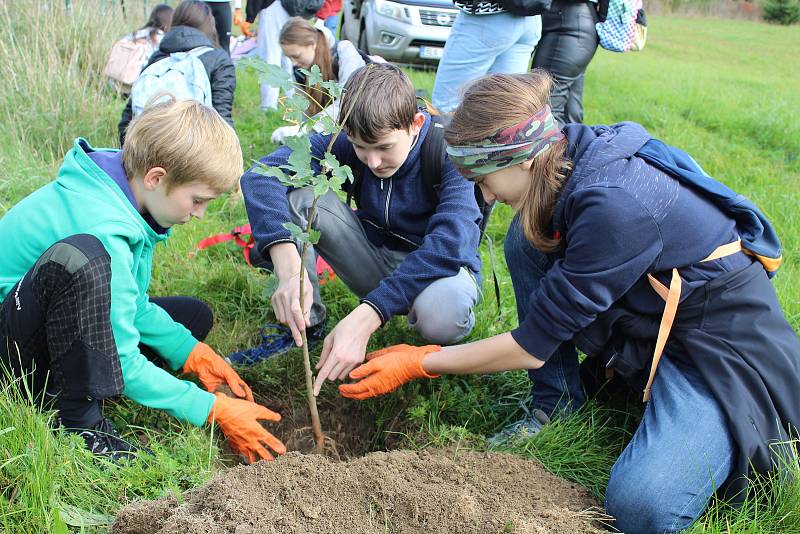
[0,235,213,425]
[206,1,232,56]
[531,0,599,125]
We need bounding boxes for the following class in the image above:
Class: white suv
[340,0,459,64]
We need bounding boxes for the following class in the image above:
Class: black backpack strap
[420,114,447,196]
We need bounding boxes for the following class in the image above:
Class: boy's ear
[142,167,167,190]
[410,112,426,135]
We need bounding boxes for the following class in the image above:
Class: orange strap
[642,240,742,402]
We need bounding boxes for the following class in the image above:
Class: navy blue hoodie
[241,113,483,323]
[511,122,754,361]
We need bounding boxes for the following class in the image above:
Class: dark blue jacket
[241,113,483,323]
[511,122,754,361]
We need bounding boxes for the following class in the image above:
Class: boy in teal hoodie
[0,98,285,464]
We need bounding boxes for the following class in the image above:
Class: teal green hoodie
[0,139,215,426]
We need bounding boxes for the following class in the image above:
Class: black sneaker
[67,417,144,463]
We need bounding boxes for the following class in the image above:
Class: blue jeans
[323,14,339,40]
[432,12,542,113]
[503,216,735,533]
[606,356,735,533]
[504,215,584,415]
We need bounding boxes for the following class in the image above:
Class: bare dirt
[112,448,608,534]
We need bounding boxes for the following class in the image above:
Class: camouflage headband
[445,105,564,181]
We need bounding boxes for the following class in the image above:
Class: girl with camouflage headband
[335,71,800,534]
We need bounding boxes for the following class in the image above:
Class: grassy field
[0,2,798,532]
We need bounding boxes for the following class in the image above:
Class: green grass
[0,4,798,532]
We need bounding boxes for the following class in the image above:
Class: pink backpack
[104,38,150,93]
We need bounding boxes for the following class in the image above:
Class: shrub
[762,0,800,24]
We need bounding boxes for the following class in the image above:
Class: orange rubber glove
[233,7,244,26]
[183,342,254,402]
[338,344,441,400]
[208,392,287,463]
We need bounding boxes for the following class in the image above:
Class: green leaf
[308,228,321,245]
[283,222,310,243]
[58,504,115,527]
[320,79,343,99]
[305,64,324,87]
[263,275,279,299]
[284,93,311,124]
[313,180,330,197]
[250,162,296,188]
[237,57,293,93]
[316,114,339,136]
[321,152,355,187]
[285,135,314,184]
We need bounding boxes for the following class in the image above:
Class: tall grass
[0,0,149,210]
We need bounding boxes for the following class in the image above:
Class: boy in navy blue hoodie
[241,64,483,393]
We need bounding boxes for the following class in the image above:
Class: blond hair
[444,71,572,253]
[122,97,242,193]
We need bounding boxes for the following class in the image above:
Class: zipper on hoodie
[384,177,393,228]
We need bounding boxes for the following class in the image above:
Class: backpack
[130,46,213,116]
[104,38,150,94]
[595,0,647,53]
[636,139,782,276]
[280,0,325,18]
[497,0,553,16]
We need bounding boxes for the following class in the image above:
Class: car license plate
[418,46,444,60]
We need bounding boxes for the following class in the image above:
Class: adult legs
[256,3,293,110]
[432,13,540,113]
[206,2,233,55]
[532,0,598,124]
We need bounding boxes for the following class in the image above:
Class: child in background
[127,3,174,62]
[118,0,236,146]
[271,17,384,144]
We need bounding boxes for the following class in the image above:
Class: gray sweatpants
[273,188,479,344]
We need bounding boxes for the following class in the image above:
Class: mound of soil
[112,449,607,534]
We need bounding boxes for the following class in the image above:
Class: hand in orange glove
[183,342,254,402]
[233,7,244,26]
[209,392,287,463]
[338,344,441,400]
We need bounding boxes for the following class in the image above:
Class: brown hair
[279,17,336,116]
[171,0,221,48]
[139,4,173,42]
[338,63,417,143]
[444,71,572,253]
[122,97,242,194]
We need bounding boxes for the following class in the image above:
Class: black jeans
[206,1,232,56]
[0,234,213,427]
[532,0,599,125]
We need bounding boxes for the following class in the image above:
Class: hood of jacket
[158,25,215,54]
